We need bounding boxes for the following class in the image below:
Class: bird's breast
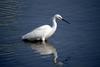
[45,29,56,39]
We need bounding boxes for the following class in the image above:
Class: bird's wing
[33,25,51,31]
[22,25,52,39]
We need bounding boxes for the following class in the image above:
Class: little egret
[22,14,70,41]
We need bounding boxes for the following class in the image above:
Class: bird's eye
[58,17,62,19]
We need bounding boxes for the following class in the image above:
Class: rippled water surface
[0,0,100,67]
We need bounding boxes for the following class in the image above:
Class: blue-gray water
[0,0,100,67]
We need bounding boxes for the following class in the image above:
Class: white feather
[22,25,52,40]
[22,14,69,41]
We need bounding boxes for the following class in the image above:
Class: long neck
[52,17,57,32]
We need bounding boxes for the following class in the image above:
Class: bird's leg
[42,37,45,42]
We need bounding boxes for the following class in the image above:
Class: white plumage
[22,25,52,40]
[22,14,70,41]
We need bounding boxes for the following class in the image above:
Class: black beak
[62,19,71,24]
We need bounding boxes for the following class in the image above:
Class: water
[0,0,100,67]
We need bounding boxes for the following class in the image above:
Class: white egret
[22,14,70,41]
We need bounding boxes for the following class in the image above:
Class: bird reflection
[23,40,63,65]
[31,42,58,63]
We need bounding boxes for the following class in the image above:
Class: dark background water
[0,0,100,67]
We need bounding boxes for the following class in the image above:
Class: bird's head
[55,14,63,20]
[54,14,70,24]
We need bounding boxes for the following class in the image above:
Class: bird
[22,14,70,42]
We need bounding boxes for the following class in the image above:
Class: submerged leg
[42,37,45,42]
